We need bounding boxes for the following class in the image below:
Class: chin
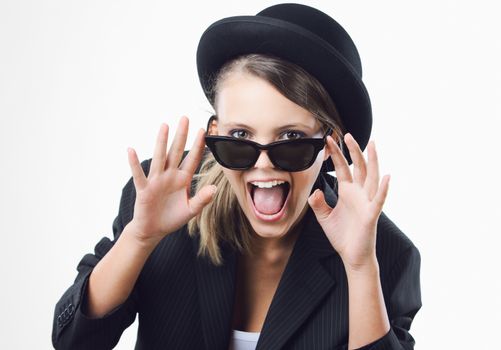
[248,220,289,239]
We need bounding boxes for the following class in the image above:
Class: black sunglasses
[204,115,332,172]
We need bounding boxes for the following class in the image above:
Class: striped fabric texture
[52,153,421,350]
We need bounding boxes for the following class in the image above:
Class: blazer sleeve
[352,244,422,350]
[51,158,152,350]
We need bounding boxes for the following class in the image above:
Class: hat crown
[257,3,362,77]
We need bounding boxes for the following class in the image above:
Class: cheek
[291,177,311,202]
[222,169,246,199]
[291,164,323,202]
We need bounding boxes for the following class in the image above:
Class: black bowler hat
[196,3,372,172]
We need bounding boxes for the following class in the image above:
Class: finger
[127,147,147,190]
[179,128,205,175]
[345,133,367,185]
[166,116,189,169]
[372,174,390,210]
[327,136,352,182]
[307,189,333,222]
[150,123,169,175]
[364,141,380,200]
[188,184,217,217]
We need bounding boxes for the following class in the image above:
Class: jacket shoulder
[376,211,419,268]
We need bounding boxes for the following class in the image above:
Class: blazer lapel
[255,174,340,349]
[193,236,237,350]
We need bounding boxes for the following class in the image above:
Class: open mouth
[246,181,291,220]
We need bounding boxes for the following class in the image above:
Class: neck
[247,204,308,263]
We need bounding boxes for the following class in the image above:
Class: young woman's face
[213,72,331,241]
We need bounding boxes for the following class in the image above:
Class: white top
[228,329,261,350]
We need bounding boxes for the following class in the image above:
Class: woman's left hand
[307,133,390,271]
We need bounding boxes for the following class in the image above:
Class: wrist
[344,254,379,277]
[121,221,162,253]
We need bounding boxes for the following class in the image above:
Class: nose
[254,150,275,169]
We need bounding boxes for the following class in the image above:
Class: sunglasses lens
[270,142,317,171]
[212,140,257,169]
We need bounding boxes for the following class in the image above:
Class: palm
[133,170,190,235]
[127,117,216,245]
[308,133,390,269]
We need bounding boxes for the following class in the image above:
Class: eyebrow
[221,122,315,133]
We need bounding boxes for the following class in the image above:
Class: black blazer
[52,156,421,350]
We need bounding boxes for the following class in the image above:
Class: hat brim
[196,15,372,171]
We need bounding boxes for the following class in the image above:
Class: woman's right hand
[126,116,216,248]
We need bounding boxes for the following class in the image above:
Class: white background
[1,0,500,349]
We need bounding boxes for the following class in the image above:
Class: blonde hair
[188,53,344,266]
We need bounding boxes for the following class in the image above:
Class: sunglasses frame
[204,115,332,172]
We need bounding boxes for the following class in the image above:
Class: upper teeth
[251,180,286,188]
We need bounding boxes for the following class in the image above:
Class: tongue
[252,185,286,215]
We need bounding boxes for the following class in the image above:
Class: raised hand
[126,116,216,247]
[307,133,390,271]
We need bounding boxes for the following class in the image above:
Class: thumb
[308,189,332,221]
[188,185,217,216]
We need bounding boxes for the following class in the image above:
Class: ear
[207,115,218,135]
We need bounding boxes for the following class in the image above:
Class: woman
[52,4,421,349]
